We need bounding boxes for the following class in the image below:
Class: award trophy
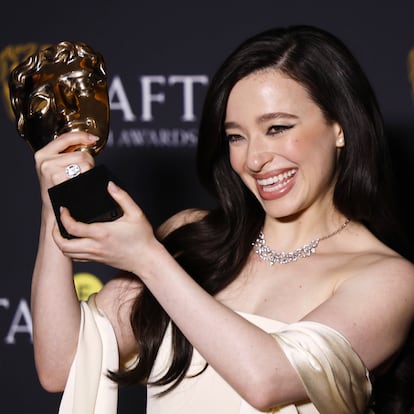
[9,41,123,238]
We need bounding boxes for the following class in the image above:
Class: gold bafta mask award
[9,41,122,238]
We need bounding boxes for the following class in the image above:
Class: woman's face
[225,69,344,219]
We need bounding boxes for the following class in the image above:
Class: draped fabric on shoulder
[58,294,119,414]
[271,321,373,414]
[55,302,372,414]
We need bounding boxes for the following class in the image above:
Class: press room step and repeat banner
[1,1,413,412]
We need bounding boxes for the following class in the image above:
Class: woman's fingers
[34,132,99,191]
[36,132,99,157]
[52,209,104,259]
[52,184,154,270]
[106,181,143,218]
[39,156,94,186]
[55,181,143,241]
[59,207,95,238]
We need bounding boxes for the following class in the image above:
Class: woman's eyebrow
[224,112,298,129]
[256,112,298,123]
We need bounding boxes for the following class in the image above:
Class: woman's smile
[255,168,297,199]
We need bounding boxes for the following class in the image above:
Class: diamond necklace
[253,219,350,265]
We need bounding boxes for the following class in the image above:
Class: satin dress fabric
[58,295,119,414]
[58,296,372,414]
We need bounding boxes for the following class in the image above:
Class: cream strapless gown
[59,296,372,414]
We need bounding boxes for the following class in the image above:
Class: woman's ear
[335,124,345,148]
[336,135,345,148]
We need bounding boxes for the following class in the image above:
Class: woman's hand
[52,181,158,273]
[34,132,97,209]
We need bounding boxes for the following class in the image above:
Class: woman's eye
[227,134,244,143]
[268,125,293,135]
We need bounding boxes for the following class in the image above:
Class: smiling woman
[28,25,413,414]
[225,71,342,212]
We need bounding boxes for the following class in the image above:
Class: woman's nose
[246,140,273,172]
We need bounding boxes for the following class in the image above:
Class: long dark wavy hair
[111,25,413,411]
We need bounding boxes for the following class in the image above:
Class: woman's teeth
[257,169,296,192]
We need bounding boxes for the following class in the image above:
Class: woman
[31,25,414,413]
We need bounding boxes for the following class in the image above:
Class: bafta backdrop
[0,1,413,412]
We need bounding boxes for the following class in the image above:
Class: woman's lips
[255,168,297,199]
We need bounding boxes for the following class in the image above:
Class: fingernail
[108,181,119,192]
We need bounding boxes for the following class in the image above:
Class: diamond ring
[65,163,81,179]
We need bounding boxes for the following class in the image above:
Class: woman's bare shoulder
[306,252,414,370]
[156,208,209,239]
[336,239,414,299]
[336,222,414,289]
[95,272,143,362]
[96,272,142,309]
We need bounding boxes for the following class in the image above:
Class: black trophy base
[48,164,123,239]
